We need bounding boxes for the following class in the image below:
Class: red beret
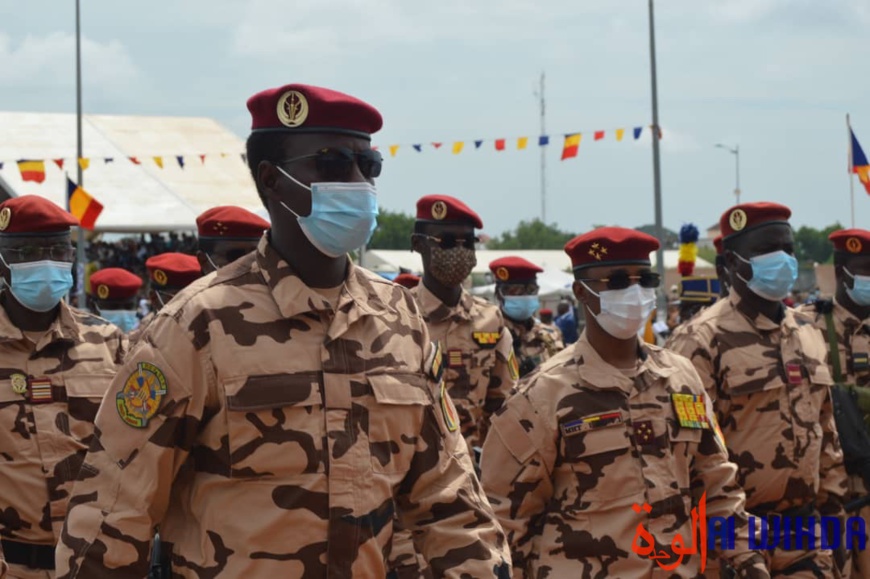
[89,268,143,300]
[719,202,791,240]
[565,227,660,271]
[145,253,201,289]
[489,256,543,283]
[247,84,382,140]
[416,195,483,229]
[829,228,870,255]
[539,308,553,316]
[393,273,421,289]
[197,206,270,240]
[0,195,79,236]
[713,235,723,255]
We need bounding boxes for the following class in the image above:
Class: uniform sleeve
[667,327,718,398]
[56,316,211,578]
[686,368,770,576]
[817,386,848,513]
[480,390,555,577]
[479,327,518,445]
[396,341,511,578]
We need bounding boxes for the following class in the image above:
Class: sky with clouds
[0,0,868,239]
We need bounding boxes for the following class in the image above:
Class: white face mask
[582,282,656,340]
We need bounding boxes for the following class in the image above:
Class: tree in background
[635,224,679,249]
[486,219,576,250]
[793,222,843,265]
[368,210,416,250]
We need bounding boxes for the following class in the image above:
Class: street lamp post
[715,143,740,204]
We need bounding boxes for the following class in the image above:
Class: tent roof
[0,112,261,232]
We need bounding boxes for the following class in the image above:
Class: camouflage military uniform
[505,317,563,378]
[126,311,153,343]
[481,335,769,578]
[0,301,125,579]
[57,237,510,578]
[797,298,869,578]
[669,292,848,576]
[410,283,516,449]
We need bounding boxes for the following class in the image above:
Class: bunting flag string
[0,122,662,186]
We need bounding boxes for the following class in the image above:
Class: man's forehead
[739,223,793,247]
[580,263,652,278]
[283,133,371,154]
[419,222,475,236]
[844,254,870,270]
[0,233,71,248]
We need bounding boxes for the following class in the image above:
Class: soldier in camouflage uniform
[669,202,848,577]
[796,228,870,579]
[88,268,143,334]
[481,227,770,578]
[127,252,201,343]
[57,83,510,578]
[195,205,270,274]
[0,196,125,578]
[489,256,563,378]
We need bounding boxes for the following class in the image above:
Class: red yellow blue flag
[851,128,870,195]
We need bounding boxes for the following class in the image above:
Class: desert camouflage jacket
[796,298,870,387]
[480,334,768,578]
[0,299,125,546]
[410,283,516,448]
[668,292,847,517]
[505,317,564,378]
[56,237,510,578]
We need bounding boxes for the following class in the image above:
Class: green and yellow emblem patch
[116,362,168,428]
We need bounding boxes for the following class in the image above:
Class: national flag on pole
[66,176,103,230]
[17,160,46,183]
[851,128,870,195]
[561,134,581,160]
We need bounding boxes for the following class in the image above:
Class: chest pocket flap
[368,373,431,406]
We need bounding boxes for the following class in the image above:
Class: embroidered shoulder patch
[507,349,519,381]
[427,342,444,383]
[116,362,168,428]
[671,393,711,430]
[560,411,623,438]
[440,381,458,432]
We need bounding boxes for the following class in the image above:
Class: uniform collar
[573,333,677,393]
[255,236,389,322]
[833,297,870,334]
[727,291,782,332]
[0,296,80,346]
[413,283,473,322]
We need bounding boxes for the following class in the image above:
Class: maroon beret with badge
[719,202,791,241]
[393,273,421,289]
[416,195,483,229]
[829,228,870,255]
[89,268,143,300]
[145,253,201,289]
[565,227,660,272]
[0,195,79,236]
[197,206,270,240]
[247,83,383,139]
[489,256,543,283]
[539,308,553,316]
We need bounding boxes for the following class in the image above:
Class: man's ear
[572,280,585,303]
[410,234,425,254]
[258,161,280,202]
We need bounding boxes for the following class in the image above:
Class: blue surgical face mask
[735,250,798,302]
[0,257,73,312]
[99,309,139,333]
[503,295,540,321]
[276,167,378,258]
[845,268,870,306]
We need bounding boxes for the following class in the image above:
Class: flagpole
[74,0,87,311]
[848,113,855,228]
[539,71,546,223]
[648,0,666,313]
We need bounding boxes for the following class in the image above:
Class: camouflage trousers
[386,520,432,579]
[6,563,53,579]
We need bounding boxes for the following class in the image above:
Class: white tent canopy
[0,112,262,232]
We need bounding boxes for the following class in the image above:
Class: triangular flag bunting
[389,145,400,157]
[104,157,114,164]
[474,140,483,149]
[67,176,103,230]
[539,136,550,146]
[432,142,442,149]
[17,160,46,183]
[594,131,605,141]
[615,129,625,142]
[78,158,90,170]
[176,156,185,169]
[241,153,248,164]
[53,159,65,170]
[517,137,528,150]
[154,156,164,168]
[199,154,206,164]
[452,141,464,155]
[129,157,141,165]
[495,139,506,151]
[413,144,422,152]
[561,134,581,160]
[633,127,643,140]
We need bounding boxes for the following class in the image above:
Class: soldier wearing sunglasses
[481,227,769,578]
[195,205,270,275]
[58,84,510,578]
[489,257,563,378]
[670,203,846,577]
[0,196,125,578]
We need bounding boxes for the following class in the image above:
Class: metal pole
[848,113,855,228]
[734,145,741,204]
[539,72,546,223]
[648,0,665,312]
[74,0,87,311]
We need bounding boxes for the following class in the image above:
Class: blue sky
[0,0,868,239]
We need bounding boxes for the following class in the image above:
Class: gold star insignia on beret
[588,242,608,261]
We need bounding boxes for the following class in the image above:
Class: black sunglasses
[417,233,479,250]
[279,147,383,181]
[578,271,661,290]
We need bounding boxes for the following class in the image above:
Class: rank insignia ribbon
[560,411,623,438]
[28,377,53,404]
[634,420,656,445]
[671,393,711,430]
[785,363,803,385]
[472,331,500,347]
